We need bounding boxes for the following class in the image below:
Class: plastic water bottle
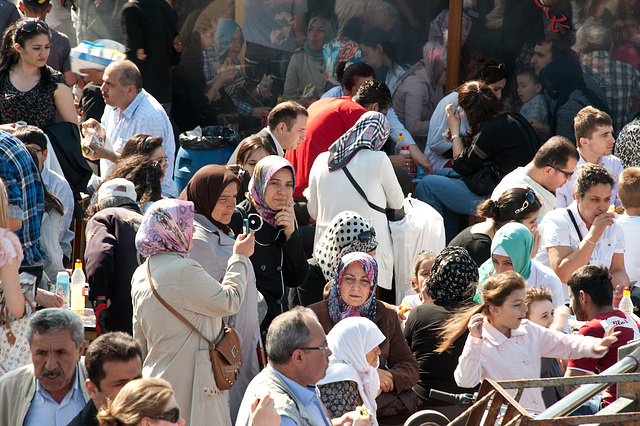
[619,287,634,314]
[400,144,411,172]
[71,260,86,313]
[56,272,70,308]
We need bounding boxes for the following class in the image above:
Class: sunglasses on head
[16,20,48,39]
[152,406,180,423]
[515,188,536,215]
[357,230,374,242]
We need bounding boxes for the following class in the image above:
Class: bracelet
[451,133,462,140]
[585,238,596,246]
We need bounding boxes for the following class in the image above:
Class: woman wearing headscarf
[229,156,309,338]
[309,253,419,420]
[403,247,478,419]
[289,210,378,307]
[477,222,565,310]
[179,165,261,423]
[393,37,447,150]
[307,112,403,291]
[428,9,473,83]
[283,16,337,106]
[317,317,386,424]
[540,55,610,144]
[130,198,254,426]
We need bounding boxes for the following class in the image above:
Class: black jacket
[230,199,308,333]
[67,400,98,426]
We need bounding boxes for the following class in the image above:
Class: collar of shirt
[483,318,530,346]
[266,128,285,157]
[271,367,330,425]
[119,90,147,121]
[33,365,82,406]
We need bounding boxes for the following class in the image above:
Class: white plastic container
[619,287,634,314]
[71,260,86,313]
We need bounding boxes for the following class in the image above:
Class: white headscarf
[318,317,385,424]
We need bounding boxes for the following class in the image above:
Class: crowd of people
[2,1,640,426]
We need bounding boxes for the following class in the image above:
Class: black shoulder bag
[343,166,405,221]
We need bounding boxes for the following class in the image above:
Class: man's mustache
[41,368,64,378]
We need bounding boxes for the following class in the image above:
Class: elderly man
[236,307,359,426]
[0,309,89,425]
[81,60,178,197]
[68,332,143,426]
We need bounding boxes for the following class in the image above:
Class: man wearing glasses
[236,307,363,426]
[492,136,579,222]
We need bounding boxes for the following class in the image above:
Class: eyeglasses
[16,19,48,40]
[299,346,330,352]
[515,188,536,215]
[153,155,168,166]
[548,164,574,180]
[152,406,180,423]
[357,230,374,242]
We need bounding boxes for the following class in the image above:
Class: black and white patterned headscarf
[427,246,478,310]
[314,211,378,283]
[327,111,390,172]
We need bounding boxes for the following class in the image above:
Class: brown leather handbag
[146,262,242,390]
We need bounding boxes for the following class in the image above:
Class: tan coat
[131,251,248,426]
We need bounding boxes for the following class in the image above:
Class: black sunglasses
[152,406,180,423]
[16,20,48,39]
[548,164,573,180]
[515,189,536,215]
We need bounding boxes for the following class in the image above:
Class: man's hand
[35,289,64,308]
[81,118,106,140]
[251,106,272,119]
[377,368,394,393]
[408,145,433,174]
[83,141,118,162]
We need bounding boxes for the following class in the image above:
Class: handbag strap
[1,293,36,335]
[342,166,386,214]
[566,208,583,241]
[146,260,221,350]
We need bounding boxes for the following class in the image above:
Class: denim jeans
[412,170,487,242]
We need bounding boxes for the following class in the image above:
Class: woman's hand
[275,205,296,240]
[530,227,541,259]
[445,103,461,135]
[250,392,281,426]
[251,106,272,119]
[587,212,615,242]
[592,325,621,356]
[468,313,484,338]
[233,230,255,258]
[35,289,64,308]
[216,68,240,86]
[377,368,394,393]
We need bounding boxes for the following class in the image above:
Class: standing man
[121,0,180,113]
[81,60,178,197]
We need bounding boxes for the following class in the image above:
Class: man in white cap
[84,178,143,335]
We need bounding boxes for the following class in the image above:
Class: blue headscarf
[214,18,242,61]
[478,222,534,285]
[304,16,337,59]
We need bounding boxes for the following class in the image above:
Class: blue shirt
[23,366,86,426]
[272,368,331,426]
[0,130,45,265]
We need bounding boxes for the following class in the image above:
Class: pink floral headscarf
[135,199,194,257]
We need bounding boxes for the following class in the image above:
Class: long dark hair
[458,80,508,139]
[0,19,54,86]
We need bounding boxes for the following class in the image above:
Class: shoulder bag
[0,294,36,376]
[146,261,242,390]
[343,166,405,221]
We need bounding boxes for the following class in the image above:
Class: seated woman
[283,16,336,106]
[403,247,478,418]
[449,187,542,267]
[131,198,254,425]
[120,134,169,181]
[229,156,309,338]
[393,37,447,151]
[289,210,378,307]
[227,136,275,204]
[318,316,385,423]
[358,28,408,96]
[307,112,403,290]
[0,19,77,127]
[179,164,261,421]
[538,163,629,293]
[477,222,565,309]
[413,81,540,242]
[97,378,186,426]
[309,253,419,419]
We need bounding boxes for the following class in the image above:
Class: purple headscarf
[328,252,378,324]
[248,155,295,228]
[135,198,194,257]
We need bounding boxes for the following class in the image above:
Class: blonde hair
[0,179,7,228]
[436,272,526,353]
[97,378,174,426]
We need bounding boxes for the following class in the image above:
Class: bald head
[105,60,143,93]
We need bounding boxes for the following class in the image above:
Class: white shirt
[617,215,640,285]
[23,367,85,426]
[529,259,566,307]
[491,167,556,222]
[555,154,624,208]
[537,201,625,282]
[100,89,178,197]
[424,91,469,173]
[41,167,74,258]
[266,128,285,157]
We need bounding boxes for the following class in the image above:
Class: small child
[398,250,436,316]
[517,68,549,135]
[616,168,640,298]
